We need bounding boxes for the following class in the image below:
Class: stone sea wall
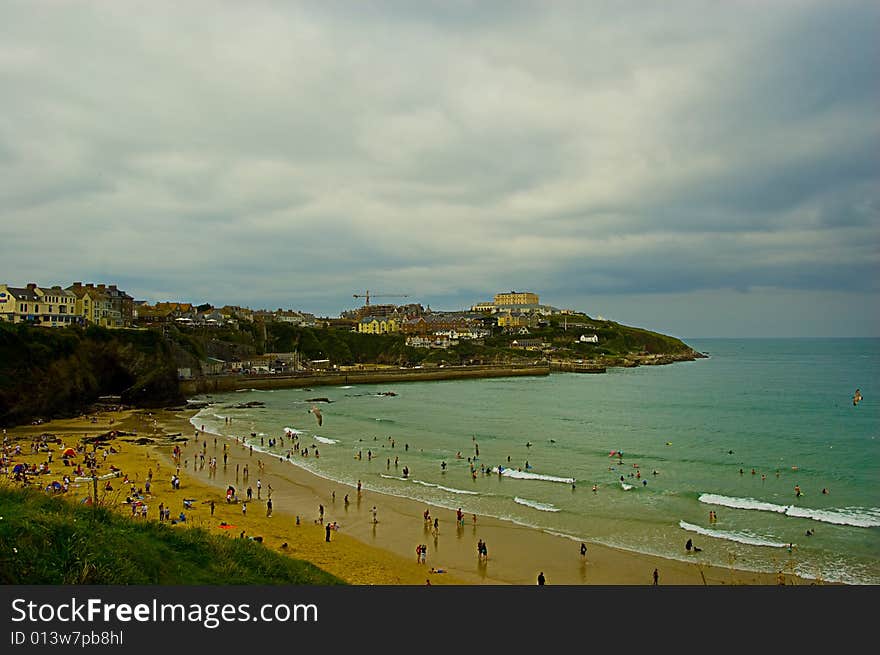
[180,363,550,396]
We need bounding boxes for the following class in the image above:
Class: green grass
[0,487,345,585]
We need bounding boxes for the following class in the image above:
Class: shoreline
[173,409,808,585]
[4,407,817,586]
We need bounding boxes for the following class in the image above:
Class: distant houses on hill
[2,283,599,356]
[0,282,132,328]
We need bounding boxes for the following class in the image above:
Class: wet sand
[5,408,809,585]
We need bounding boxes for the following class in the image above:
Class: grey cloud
[0,1,877,334]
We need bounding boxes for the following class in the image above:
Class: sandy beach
[4,407,809,586]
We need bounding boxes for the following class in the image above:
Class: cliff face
[0,324,186,427]
[0,317,702,427]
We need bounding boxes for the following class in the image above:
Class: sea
[190,338,879,585]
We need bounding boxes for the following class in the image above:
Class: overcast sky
[1,1,877,337]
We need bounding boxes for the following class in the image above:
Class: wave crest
[699,493,880,528]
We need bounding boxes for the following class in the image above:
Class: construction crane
[353,290,409,306]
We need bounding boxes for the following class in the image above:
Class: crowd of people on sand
[1,428,130,493]
[8,405,847,588]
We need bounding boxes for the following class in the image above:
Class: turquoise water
[192,338,880,584]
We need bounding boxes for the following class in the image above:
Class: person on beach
[319,504,324,523]
[433,517,439,535]
[357,480,362,495]
[371,506,378,524]
[266,498,273,517]
[537,571,545,586]
[210,500,215,516]
[653,568,659,585]
[344,494,350,507]
[326,523,332,542]
[257,479,262,499]
[580,543,587,559]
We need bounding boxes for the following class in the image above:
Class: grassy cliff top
[0,486,344,585]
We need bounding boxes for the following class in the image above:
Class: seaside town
[0,280,728,588]
[0,282,616,376]
[0,4,872,645]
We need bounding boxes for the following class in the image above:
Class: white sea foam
[411,479,479,495]
[678,521,789,548]
[699,494,786,514]
[784,505,880,528]
[339,386,353,389]
[699,493,880,528]
[283,427,305,436]
[380,474,409,481]
[313,436,339,445]
[514,497,561,512]
[620,482,634,491]
[491,467,575,484]
[543,529,585,543]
